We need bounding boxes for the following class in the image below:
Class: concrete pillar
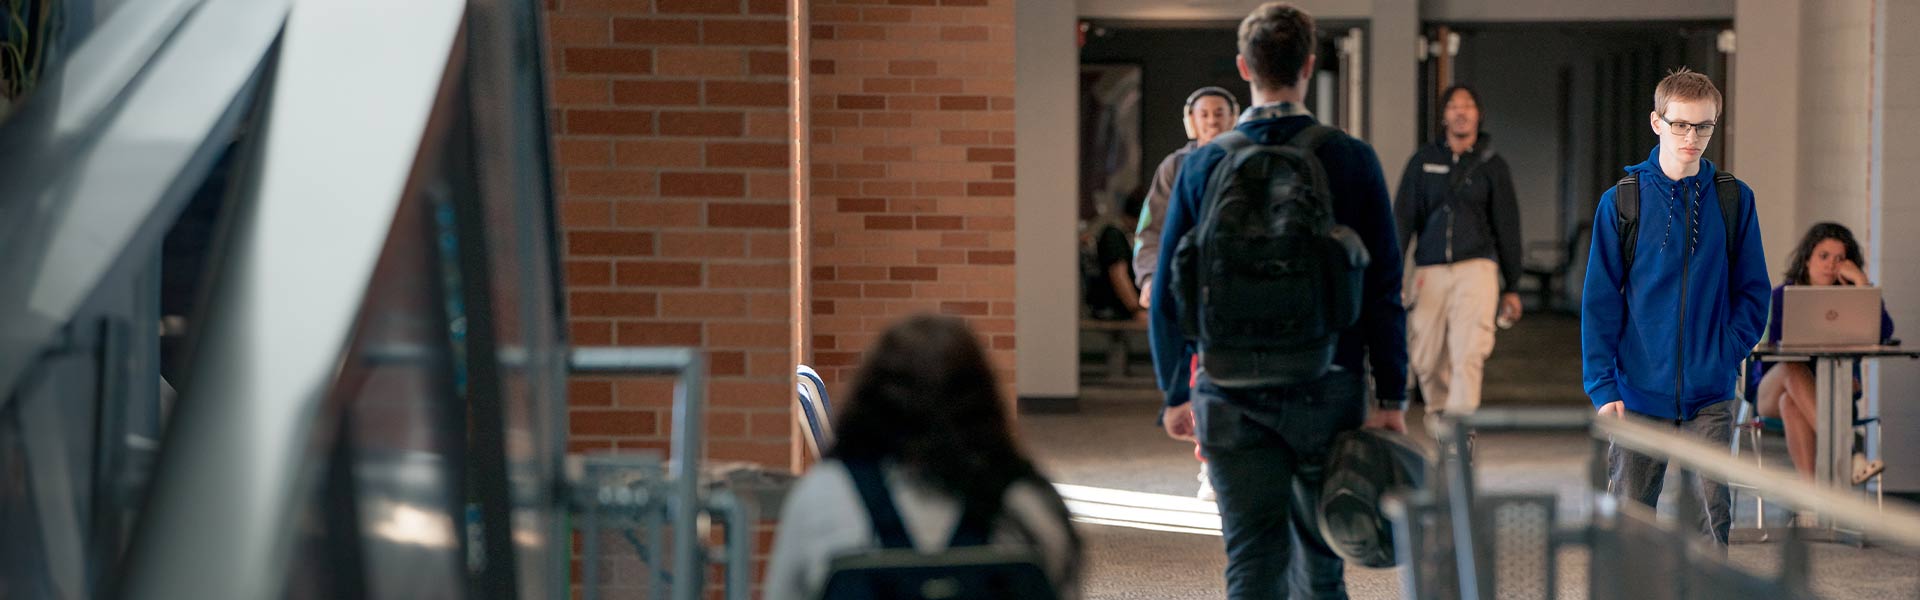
[1731,0,1803,276]
[1016,0,1080,404]
[1872,0,1920,492]
[1370,0,1420,193]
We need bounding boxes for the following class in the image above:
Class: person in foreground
[765,315,1083,600]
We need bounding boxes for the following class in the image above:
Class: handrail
[1593,414,1920,548]
[1438,408,1920,549]
[568,347,706,600]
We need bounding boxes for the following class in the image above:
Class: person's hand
[1598,401,1624,418]
[1499,292,1524,325]
[1138,286,1152,309]
[1365,408,1407,433]
[1836,260,1870,287]
[1162,403,1196,442]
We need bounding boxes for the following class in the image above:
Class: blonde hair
[1653,67,1722,117]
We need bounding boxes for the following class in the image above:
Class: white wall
[1872,0,1920,492]
[1370,0,1420,194]
[1732,0,1803,277]
[1016,0,1081,400]
[1794,1,1875,232]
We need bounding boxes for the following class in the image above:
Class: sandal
[1852,452,1885,485]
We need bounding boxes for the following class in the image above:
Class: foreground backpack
[816,460,1058,600]
[1317,428,1431,568]
[1170,125,1370,388]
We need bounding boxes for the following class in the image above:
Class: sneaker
[1852,452,1885,485]
[1197,466,1216,502]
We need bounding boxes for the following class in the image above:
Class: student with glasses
[1581,68,1771,547]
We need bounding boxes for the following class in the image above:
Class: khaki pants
[1407,258,1499,415]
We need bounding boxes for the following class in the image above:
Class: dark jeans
[1194,369,1367,600]
[1606,399,1734,546]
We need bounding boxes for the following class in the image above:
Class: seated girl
[1753,222,1895,483]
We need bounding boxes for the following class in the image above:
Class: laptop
[1778,286,1883,348]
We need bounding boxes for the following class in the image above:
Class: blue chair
[797,365,834,459]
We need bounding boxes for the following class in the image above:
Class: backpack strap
[1284,124,1341,217]
[1715,170,1742,269]
[1452,144,1496,191]
[1614,170,1743,289]
[1196,130,1259,224]
[845,459,915,550]
[1613,174,1641,282]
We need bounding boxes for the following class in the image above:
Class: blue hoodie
[1581,147,1771,420]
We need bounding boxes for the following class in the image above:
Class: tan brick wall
[547,0,795,470]
[545,0,1021,594]
[804,0,1018,393]
[546,1,797,597]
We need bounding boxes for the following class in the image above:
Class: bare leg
[1777,364,1818,480]
[1755,365,1787,418]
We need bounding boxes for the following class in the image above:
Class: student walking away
[1752,222,1894,483]
[1581,67,1770,548]
[765,315,1083,600]
[1148,4,1408,597]
[1131,85,1240,500]
[1394,84,1523,427]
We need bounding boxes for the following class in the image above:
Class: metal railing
[568,347,707,600]
[1393,408,1920,600]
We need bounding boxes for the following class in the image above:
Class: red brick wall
[545,0,798,597]
[804,0,1019,393]
[545,0,1023,594]
[546,0,796,471]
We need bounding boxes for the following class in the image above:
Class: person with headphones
[1132,85,1240,501]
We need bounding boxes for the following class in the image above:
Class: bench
[1081,318,1148,379]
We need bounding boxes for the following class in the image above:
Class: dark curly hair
[828,314,1081,573]
[1783,222,1864,285]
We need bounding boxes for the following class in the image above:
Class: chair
[1731,357,1884,529]
[1520,222,1589,312]
[796,365,834,459]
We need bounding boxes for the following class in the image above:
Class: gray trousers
[1606,399,1734,546]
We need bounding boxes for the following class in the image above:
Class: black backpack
[1169,125,1370,388]
[816,460,1058,600]
[1612,170,1744,285]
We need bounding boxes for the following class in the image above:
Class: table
[1746,344,1920,540]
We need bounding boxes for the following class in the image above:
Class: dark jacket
[1133,141,1198,289]
[1148,111,1407,409]
[1581,147,1771,420]
[1394,133,1524,291]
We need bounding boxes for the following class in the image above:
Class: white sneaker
[1197,466,1216,502]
